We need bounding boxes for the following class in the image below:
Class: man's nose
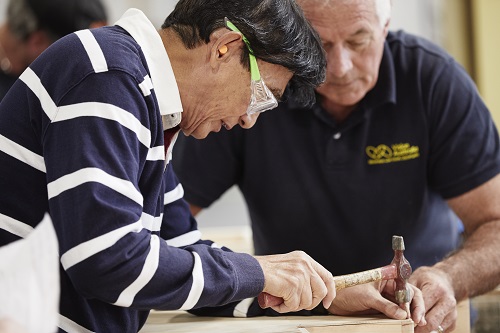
[238,113,259,129]
[328,45,353,78]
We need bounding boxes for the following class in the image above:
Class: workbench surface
[140,311,414,333]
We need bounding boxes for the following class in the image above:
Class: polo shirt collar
[362,41,397,109]
[115,9,183,118]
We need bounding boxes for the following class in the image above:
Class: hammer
[258,235,412,309]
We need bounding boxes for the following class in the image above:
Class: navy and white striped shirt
[0,9,263,333]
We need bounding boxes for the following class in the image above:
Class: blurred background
[1,0,498,230]
[0,0,498,231]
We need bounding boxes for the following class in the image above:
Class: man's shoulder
[91,26,144,68]
[386,30,453,63]
[41,26,145,79]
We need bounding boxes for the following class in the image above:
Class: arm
[406,49,500,332]
[444,173,500,298]
[410,174,500,332]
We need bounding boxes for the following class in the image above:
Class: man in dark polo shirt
[173,0,500,332]
[0,0,107,101]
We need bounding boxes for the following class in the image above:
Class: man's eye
[349,40,368,49]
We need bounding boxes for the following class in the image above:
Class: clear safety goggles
[224,18,279,115]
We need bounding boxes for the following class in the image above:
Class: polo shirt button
[333,132,341,140]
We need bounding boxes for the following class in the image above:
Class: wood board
[140,311,414,333]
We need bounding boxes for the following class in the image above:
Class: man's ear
[383,18,391,38]
[209,30,244,72]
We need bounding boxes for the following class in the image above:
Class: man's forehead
[301,0,380,33]
[300,0,378,16]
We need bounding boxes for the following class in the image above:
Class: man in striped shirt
[0,0,348,332]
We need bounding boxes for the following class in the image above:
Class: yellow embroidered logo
[366,143,420,165]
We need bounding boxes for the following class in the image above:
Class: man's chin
[320,89,365,107]
[190,130,210,140]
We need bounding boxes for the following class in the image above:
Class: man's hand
[410,266,457,333]
[254,251,336,313]
[327,281,426,327]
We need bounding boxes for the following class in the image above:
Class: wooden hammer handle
[334,264,397,290]
[258,264,397,309]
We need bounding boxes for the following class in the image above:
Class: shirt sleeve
[426,58,500,198]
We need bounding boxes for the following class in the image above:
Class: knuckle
[295,250,309,261]
[317,284,328,299]
[446,296,457,308]
[426,317,441,330]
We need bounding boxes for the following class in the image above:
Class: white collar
[115,8,183,119]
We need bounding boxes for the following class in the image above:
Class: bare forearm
[434,220,500,300]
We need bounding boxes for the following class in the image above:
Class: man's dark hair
[162,0,326,106]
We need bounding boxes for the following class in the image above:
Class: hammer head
[391,235,412,303]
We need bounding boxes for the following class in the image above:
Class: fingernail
[395,308,407,319]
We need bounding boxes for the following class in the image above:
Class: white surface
[196,186,250,228]
[0,214,60,333]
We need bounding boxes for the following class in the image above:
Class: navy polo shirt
[173,30,500,276]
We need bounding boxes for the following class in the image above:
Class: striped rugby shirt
[0,9,264,333]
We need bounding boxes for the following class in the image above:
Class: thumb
[312,261,336,309]
[370,295,408,320]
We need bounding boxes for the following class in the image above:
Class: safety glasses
[224,18,278,115]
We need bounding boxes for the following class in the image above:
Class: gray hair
[163,0,327,106]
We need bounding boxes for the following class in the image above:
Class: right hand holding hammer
[254,251,336,313]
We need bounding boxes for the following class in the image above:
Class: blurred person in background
[174,0,500,332]
[0,0,107,100]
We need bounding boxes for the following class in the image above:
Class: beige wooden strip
[140,311,413,333]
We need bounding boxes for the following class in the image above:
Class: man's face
[301,0,388,111]
[182,57,291,139]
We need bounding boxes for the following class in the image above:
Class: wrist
[433,262,468,300]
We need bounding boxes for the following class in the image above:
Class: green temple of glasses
[224,18,261,82]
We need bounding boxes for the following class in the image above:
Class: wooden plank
[140,311,414,333]
[304,320,414,333]
[454,299,470,333]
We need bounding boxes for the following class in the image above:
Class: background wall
[470,0,500,125]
